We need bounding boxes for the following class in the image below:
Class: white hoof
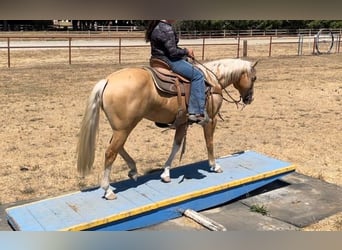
[215,168,223,173]
[104,190,117,200]
[210,164,223,173]
[160,167,171,183]
[161,176,171,183]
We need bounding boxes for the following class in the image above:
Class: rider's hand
[187,48,195,59]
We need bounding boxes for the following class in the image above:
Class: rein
[191,57,244,109]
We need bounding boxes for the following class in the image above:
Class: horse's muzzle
[243,94,254,104]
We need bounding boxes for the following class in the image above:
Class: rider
[145,20,209,125]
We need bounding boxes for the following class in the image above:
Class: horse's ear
[252,60,259,68]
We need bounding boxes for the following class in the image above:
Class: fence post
[337,34,341,53]
[68,37,72,64]
[312,35,317,54]
[237,36,240,58]
[118,37,122,64]
[7,37,10,68]
[269,36,272,57]
[201,37,205,60]
[297,35,303,55]
[243,40,248,57]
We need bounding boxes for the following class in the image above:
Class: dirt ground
[0,47,341,230]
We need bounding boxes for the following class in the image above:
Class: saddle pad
[144,67,187,95]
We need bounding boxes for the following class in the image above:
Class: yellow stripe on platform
[61,164,296,231]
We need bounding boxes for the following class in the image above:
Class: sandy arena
[0,46,341,230]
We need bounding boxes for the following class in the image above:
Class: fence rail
[178,28,342,38]
[2,25,341,37]
[0,33,341,68]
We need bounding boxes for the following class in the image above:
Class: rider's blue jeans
[168,59,206,114]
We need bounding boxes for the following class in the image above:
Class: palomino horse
[77,58,258,200]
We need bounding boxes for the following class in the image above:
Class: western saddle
[145,57,221,128]
[147,58,191,105]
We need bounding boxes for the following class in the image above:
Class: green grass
[250,204,269,216]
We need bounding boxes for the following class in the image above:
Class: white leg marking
[101,168,117,199]
[161,141,181,183]
[210,162,223,173]
[160,166,171,183]
[104,188,117,200]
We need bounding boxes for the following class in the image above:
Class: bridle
[242,74,256,105]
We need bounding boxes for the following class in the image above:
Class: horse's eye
[252,76,257,81]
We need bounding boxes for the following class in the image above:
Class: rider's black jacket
[149,21,188,65]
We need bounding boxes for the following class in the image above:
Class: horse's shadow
[82,152,250,196]
[82,160,212,195]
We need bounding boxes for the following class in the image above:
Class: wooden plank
[17,202,68,231]
[84,173,290,231]
[7,206,44,231]
[6,150,296,231]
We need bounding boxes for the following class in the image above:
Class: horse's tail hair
[77,79,108,176]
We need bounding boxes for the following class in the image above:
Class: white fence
[0,33,341,67]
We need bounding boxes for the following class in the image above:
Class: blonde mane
[198,58,252,88]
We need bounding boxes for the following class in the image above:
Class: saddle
[145,58,221,128]
[145,58,191,106]
[144,58,192,128]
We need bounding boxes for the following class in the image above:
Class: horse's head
[233,60,258,105]
[199,58,258,105]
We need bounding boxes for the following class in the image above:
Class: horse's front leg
[203,118,223,173]
[161,123,187,183]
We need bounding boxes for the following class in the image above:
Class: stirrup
[188,112,210,125]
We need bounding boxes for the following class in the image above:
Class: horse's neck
[202,59,248,89]
[199,63,232,90]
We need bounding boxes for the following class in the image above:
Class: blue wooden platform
[6,151,295,231]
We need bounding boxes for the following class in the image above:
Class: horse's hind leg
[161,123,187,183]
[119,147,138,181]
[101,130,130,200]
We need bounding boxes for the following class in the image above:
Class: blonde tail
[77,79,108,176]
